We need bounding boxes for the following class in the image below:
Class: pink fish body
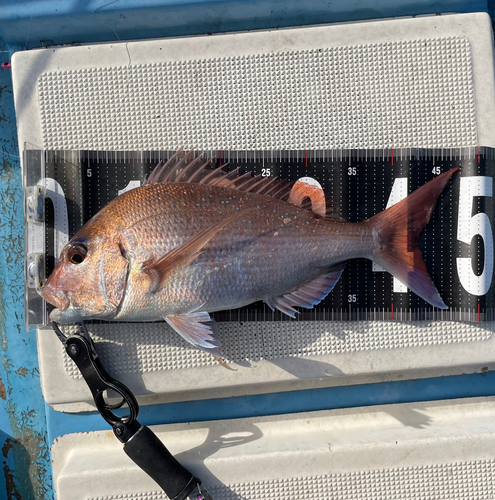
[42,150,458,360]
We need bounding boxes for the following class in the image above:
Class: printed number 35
[457,176,493,295]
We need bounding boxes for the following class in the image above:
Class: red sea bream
[41,150,458,361]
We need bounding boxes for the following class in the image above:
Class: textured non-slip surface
[207,461,495,500]
[60,321,494,378]
[87,460,495,500]
[19,15,495,408]
[38,37,476,151]
[53,399,495,500]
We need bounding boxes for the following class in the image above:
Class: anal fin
[266,263,346,318]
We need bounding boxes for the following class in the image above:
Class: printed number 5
[457,176,493,295]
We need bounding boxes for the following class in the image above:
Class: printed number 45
[457,176,493,295]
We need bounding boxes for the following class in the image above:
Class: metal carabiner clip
[52,321,139,427]
[52,321,213,500]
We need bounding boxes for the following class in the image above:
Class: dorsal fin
[144,149,294,202]
[145,150,348,218]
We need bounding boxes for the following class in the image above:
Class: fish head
[41,231,129,324]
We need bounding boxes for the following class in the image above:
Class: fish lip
[49,304,84,324]
[41,287,70,312]
[49,307,67,323]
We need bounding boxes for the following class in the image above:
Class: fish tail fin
[369,168,459,309]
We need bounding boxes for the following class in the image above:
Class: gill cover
[100,239,129,313]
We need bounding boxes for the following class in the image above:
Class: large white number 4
[372,178,408,293]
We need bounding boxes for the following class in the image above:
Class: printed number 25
[457,176,493,295]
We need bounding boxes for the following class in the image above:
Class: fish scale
[113,182,365,321]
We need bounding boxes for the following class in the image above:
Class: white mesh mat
[83,460,495,500]
[59,321,494,378]
[12,13,495,409]
[195,462,495,500]
[86,461,495,500]
[38,36,476,151]
[52,398,495,500]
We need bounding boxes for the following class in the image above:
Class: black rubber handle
[123,425,197,500]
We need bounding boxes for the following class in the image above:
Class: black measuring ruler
[40,148,495,323]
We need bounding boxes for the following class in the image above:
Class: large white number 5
[456,176,493,295]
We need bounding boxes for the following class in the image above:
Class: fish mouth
[41,286,70,312]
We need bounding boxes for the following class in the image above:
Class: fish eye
[67,243,88,265]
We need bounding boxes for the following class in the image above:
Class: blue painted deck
[0,0,488,51]
[0,69,51,498]
[0,1,493,498]
[46,372,495,438]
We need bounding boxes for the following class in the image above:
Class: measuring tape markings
[36,148,495,323]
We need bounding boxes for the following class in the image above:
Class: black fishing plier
[52,321,213,500]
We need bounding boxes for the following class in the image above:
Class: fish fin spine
[145,149,295,201]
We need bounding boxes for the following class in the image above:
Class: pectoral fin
[143,208,253,293]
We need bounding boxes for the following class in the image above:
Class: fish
[41,149,458,362]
